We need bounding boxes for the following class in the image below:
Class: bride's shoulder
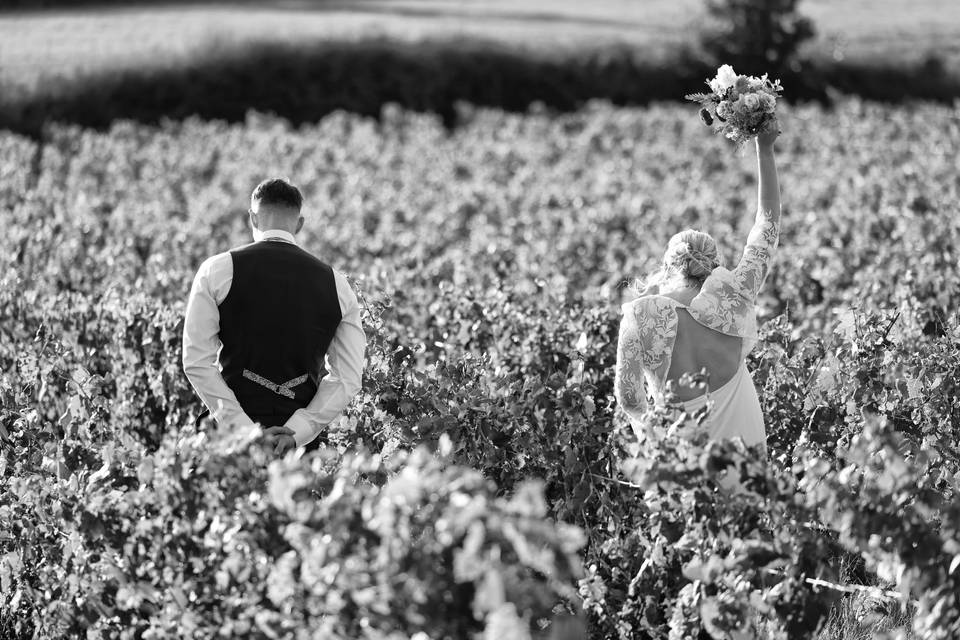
[707,266,735,281]
[621,294,674,315]
[701,266,754,300]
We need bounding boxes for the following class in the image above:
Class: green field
[2,99,960,638]
[2,3,960,639]
[2,0,958,92]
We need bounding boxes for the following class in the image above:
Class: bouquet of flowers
[685,64,783,148]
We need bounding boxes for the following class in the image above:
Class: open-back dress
[614,209,780,449]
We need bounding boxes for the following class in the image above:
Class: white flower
[708,64,738,94]
[743,93,760,111]
[716,100,732,119]
[731,95,750,115]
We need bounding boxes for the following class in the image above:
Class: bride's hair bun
[662,230,720,284]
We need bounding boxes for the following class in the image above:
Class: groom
[182,177,365,454]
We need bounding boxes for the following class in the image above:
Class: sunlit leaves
[1,99,960,638]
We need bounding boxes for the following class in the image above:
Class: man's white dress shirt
[182,229,365,446]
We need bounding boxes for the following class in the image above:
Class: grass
[1,0,958,93]
[816,593,914,640]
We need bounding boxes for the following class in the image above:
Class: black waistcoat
[218,240,342,426]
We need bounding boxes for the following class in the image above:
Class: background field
[2,0,958,93]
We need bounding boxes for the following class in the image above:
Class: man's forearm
[285,375,362,446]
[182,253,251,427]
[183,363,252,426]
[286,273,367,447]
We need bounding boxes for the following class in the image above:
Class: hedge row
[1,38,958,137]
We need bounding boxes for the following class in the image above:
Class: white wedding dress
[614,209,780,450]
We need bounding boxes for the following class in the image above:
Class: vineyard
[1,99,959,639]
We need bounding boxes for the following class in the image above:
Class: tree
[697,0,816,77]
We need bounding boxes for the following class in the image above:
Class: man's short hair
[251,178,303,212]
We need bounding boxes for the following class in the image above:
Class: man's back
[219,240,343,425]
[182,177,365,454]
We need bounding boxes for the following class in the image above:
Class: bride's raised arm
[732,126,782,300]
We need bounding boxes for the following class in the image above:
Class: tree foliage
[697,0,817,76]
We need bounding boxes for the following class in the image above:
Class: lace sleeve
[732,207,780,301]
[614,302,649,423]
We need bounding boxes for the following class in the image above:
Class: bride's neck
[659,284,701,304]
[661,284,701,295]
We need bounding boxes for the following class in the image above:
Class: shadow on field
[1,37,958,137]
[0,38,707,135]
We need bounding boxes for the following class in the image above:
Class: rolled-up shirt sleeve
[284,271,366,447]
[182,253,255,428]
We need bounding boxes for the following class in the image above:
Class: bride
[614,126,781,451]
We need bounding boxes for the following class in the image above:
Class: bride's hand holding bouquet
[686,64,783,149]
[755,122,780,151]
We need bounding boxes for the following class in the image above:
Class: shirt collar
[253,228,297,245]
